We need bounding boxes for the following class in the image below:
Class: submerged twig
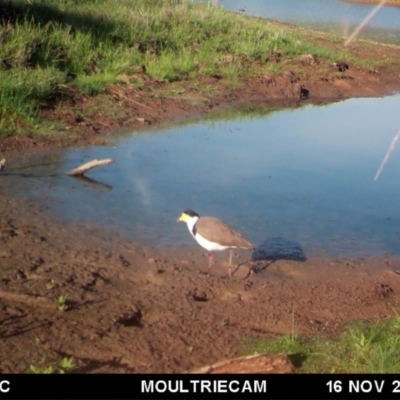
[374,128,400,181]
[73,174,113,190]
[67,159,114,176]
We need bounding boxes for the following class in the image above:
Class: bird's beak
[177,213,186,222]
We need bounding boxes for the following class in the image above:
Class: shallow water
[207,0,400,45]
[3,95,400,258]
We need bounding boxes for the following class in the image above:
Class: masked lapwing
[177,209,254,277]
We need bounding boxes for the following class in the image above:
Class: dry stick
[344,0,387,46]
[188,353,293,374]
[67,159,114,176]
[109,89,153,110]
[0,289,54,310]
[374,128,400,181]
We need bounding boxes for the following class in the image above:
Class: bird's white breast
[193,233,232,251]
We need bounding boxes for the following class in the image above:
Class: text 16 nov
[327,380,400,394]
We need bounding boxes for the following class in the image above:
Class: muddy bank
[0,193,399,373]
[1,35,400,155]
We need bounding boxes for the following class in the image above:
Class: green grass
[0,0,361,134]
[30,356,74,374]
[243,316,400,373]
[56,294,68,311]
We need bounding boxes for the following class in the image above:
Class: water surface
[3,95,400,258]
[209,0,400,45]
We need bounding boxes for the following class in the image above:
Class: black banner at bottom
[0,374,399,399]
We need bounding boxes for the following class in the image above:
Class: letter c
[0,381,10,393]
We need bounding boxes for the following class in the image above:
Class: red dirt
[0,194,399,373]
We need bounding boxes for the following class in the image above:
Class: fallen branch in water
[73,174,113,190]
[66,159,114,176]
[0,158,6,171]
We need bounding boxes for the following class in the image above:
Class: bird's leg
[228,248,234,278]
[208,252,214,275]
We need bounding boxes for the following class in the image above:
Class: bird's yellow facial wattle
[177,213,188,222]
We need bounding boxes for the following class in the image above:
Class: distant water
[200,0,400,45]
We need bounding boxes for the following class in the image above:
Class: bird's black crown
[183,209,199,218]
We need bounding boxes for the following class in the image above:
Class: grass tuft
[0,0,374,133]
[244,316,400,373]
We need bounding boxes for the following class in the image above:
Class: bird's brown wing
[195,217,254,249]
